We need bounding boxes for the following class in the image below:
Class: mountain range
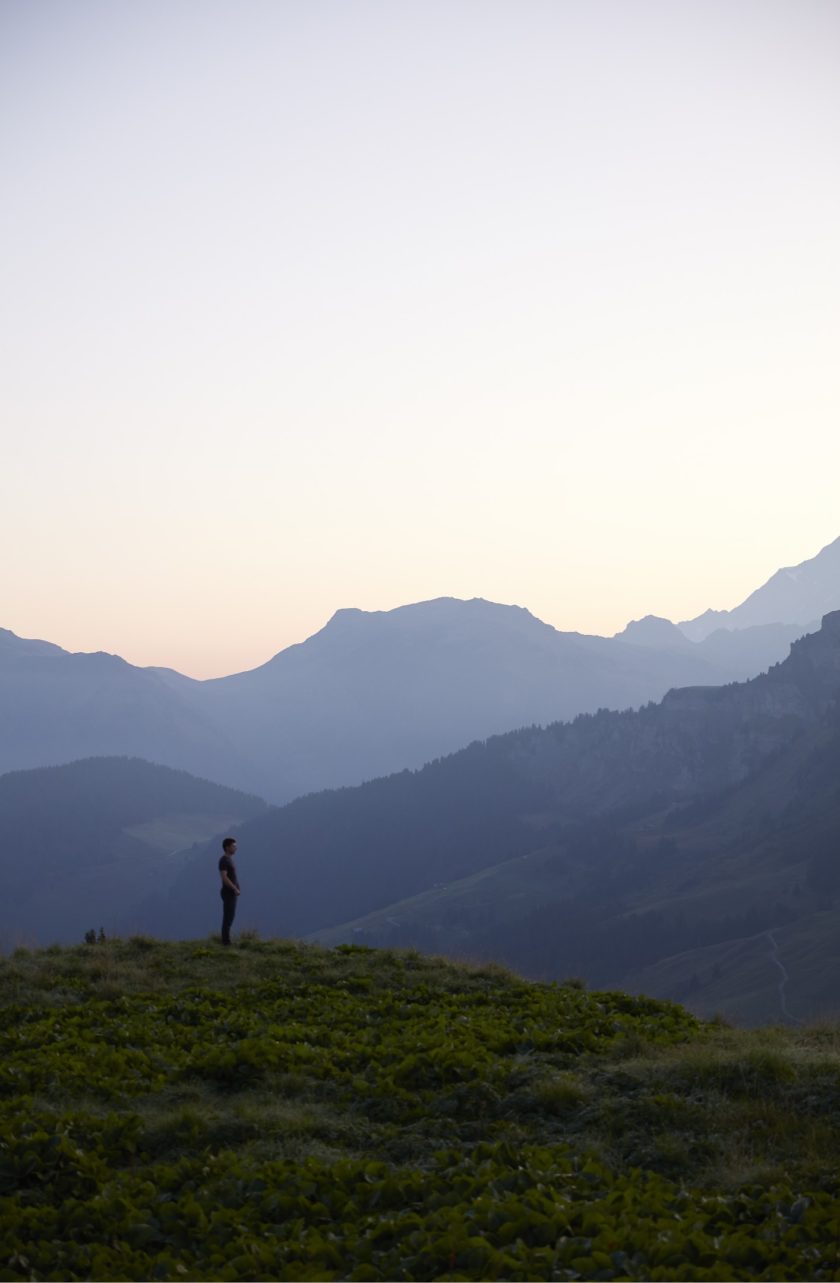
[0,628,250,789]
[5,535,840,1023]
[128,608,840,1025]
[3,534,838,803]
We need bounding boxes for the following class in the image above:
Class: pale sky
[2,0,839,678]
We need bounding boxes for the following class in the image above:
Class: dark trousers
[221,891,237,944]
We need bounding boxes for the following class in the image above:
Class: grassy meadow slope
[3,937,840,1281]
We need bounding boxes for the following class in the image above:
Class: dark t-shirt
[219,854,239,896]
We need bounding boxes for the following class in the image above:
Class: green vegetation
[2,938,840,1281]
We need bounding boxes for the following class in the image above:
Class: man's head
[222,837,237,855]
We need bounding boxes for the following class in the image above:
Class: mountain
[0,627,254,786]
[679,534,840,640]
[2,600,749,803]
[614,614,811,684]
[616,615,693,649]
[152,597,794,802]
[0,757,267,949]
[146,613,840,1024]
[5,537,835,805]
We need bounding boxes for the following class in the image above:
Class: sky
[2,0,839,678]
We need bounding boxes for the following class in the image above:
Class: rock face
[787,607,840,684]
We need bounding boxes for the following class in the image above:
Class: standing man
[218,837,240,945]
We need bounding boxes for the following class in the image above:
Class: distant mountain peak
[615,615,690,649]
[679,535,840,640]
[0,627,133,667]
[0,627,68,658]
[312,597,542,639]
[323,606,366,627]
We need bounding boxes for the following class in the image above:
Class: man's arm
[220,869,240,895]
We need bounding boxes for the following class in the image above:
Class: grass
[3,936,840,1280]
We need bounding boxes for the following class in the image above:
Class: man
[218,837,240,945]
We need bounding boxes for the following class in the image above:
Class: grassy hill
[3,937,840,1280]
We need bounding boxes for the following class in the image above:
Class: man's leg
[221,894,237,945]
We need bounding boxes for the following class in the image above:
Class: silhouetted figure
[218,837,240,945]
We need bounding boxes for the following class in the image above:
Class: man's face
[229,841,238,857]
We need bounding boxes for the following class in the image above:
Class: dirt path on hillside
[765,929,801,1025]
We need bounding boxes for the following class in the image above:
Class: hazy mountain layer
[616,615,812,678]
[0,627,253,786]
[4,543,832,803]
[148,597,812,802]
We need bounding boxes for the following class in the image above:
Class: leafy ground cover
[1,937,839,1280]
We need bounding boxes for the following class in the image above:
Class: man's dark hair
[222,837,236,853]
